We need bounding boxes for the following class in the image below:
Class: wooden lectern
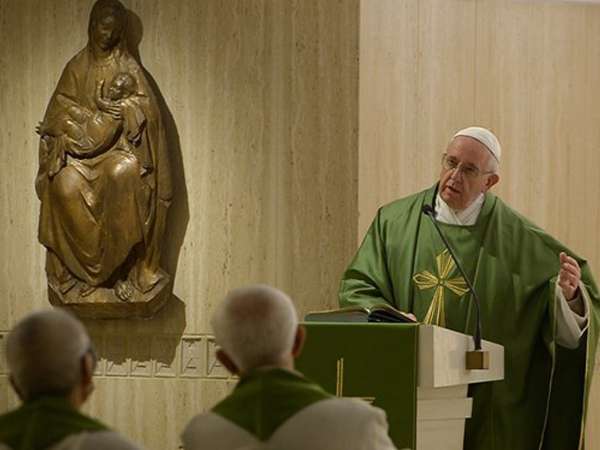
[296,323,504,450]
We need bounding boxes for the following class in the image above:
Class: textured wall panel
[359,0,600,448]
[0,0,359,448]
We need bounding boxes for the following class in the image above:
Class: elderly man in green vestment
[339,127,599,450]
[181,284,399,450]
[0,310,142,450]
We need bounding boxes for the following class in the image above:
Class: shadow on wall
[127,9,190,281]
[82,294,187,375]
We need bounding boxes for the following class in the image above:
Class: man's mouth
[445,185,460,194]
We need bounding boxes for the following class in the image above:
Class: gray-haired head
[211,285,299,373]
[5,309,92,401]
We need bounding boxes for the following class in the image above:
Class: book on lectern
[304,304,417,323]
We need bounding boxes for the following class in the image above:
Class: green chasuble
[0,396,107,450]
[339,185,600,450]
[213,368,331,441]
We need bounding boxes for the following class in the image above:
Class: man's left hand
[559,252,581,300]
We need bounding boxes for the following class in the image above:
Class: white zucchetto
[453,126,501,162]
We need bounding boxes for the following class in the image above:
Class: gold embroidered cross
[412,249,469,327]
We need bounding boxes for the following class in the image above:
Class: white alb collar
[435,193,485,226]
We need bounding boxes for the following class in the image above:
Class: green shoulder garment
[213,368,331,441]
[339,185,600,450]
[0,396,107,450]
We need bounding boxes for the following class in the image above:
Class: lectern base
[417,385,471,450]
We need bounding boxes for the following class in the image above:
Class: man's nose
[448,166,464,181]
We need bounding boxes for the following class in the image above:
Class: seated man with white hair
[0,309,142,450]
[181,284,398,450]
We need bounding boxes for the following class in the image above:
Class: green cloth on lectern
[339,185,600,450]
[212,368,330,441]
[296,322,418,450]
[0,396,107,450]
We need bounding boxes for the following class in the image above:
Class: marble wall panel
[0,0,358,448]
[359,0,600,448]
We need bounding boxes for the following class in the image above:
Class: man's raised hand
[559,252,581,301]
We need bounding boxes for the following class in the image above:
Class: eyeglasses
[441,154,493,179]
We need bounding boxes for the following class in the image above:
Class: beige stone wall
[359,0,600,448]
[0,0,359,448]
[359,0,600,255]
[3,0,600,448]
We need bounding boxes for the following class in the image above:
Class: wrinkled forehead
[446,136,492,164]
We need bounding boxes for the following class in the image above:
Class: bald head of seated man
[181,284,399,450]
[0,309,143,450]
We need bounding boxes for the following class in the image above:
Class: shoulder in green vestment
[213,368,331,441]
[465,192,600,450]
[0,396,107,450]
[338,187,435,310]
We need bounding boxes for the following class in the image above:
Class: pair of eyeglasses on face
[441,154,493,179]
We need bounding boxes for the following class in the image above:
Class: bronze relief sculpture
[36,0,172,318]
